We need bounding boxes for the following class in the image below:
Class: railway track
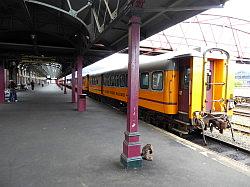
[187,132,250,166]
[203,132,250,152]
[234,110,250,118]
[231,123,250,136]
[232,110,250,135]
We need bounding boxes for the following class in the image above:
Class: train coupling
[194,112,229,134]
[208,117,228,134]
[193,111,235,144]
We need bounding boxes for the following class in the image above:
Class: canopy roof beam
[24,0,92,32]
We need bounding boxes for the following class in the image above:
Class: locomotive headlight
[227,99,235,110]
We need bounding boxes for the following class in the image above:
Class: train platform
[0,84,249,187]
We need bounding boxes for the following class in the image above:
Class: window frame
[125,74,128,87]
[115,74,120,87]
[111,74,115,86]
[120,74,125,87]
[206,70,212,91]
[140,72,150,89]
[151,71,163,91]
[183,68,190,90]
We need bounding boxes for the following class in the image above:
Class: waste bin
[78,94,87,112]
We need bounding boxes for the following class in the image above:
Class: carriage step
[174,119,191,126]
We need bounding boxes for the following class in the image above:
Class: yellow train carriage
[86,48,235,136]
[89,58,179,115]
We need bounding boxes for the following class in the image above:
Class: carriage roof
[88,49,228,76]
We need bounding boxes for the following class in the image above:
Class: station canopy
[0,0,228,77]
[75,0,250,77]
[140,0,250,61]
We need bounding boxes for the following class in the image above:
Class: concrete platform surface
[0,84,249,187]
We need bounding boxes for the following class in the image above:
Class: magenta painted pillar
[64,76,67,94]
[78,94,86,112]
[76,55,85,112]
[71,66,76,103]
[0,62,4,103]
[120,15,142,168]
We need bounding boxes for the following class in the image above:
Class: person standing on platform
[31,80,35,90]
[8,80,17,102]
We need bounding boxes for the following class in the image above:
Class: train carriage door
[205,61,214,112]
[205,58,228,112]
[178,59,190,113]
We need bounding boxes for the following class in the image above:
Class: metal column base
[120,153,142,169]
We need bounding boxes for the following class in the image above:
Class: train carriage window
[108,75,110,86]
[120,74,125,87]
[106,75,109,86]
[111,75,115,86]
[206,71,212,90]
[125,74,128,87]
[109,75,111,86]
[115,75,120,87]
[105,75,108,86]
[205,62,212,90]
[108,75,111,86]
[113,75,116,86]
[183,68,190,89]
[152,71,163,90]
[103,76,106,86]
[113,75,115,86]
[140,72,149,89]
